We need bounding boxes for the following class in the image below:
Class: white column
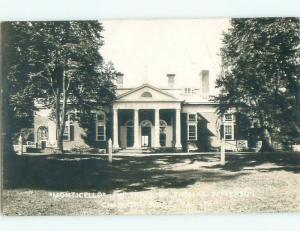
[175,109,182,149]
[133,109,140,148]
[113,108,119,149]
[154,108,160,148]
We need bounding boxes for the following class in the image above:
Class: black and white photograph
[1,14,299,220]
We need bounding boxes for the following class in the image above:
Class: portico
[112,84,182,150]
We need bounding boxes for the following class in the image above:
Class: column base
[113,144,120,150]
[175,144,182,150]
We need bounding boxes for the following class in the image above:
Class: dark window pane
[225,114,233,121]
[225,134,232,140]
[70,125,74,141]
[63,126,69,140]
[189,114,196,122]
[97,125,105,141]
[188,125,197,140]
[97,114,105,122]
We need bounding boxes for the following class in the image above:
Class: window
[37,126,48,141]
[97,113,105,122]
[141,120,152,127]
[224,114,233,121]
[97,126,105,141]
[187,113,197,141]
[188,113,196,122]
[159,120,168,127]
[96,113,106,141]
[63,125,69,140]
[63,113,75,141]
[141,92,152,98]
[188,125,197,141]
[224,125,233,140]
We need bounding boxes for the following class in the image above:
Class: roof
[117,83,179,101]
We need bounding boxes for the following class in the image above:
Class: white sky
[101,19,230,92]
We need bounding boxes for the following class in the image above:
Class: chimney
[116,73,124,88]
[166,74,175,88]
[200,70,209,96]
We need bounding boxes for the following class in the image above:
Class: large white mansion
[33,19,244,152]
[34,72,239,152]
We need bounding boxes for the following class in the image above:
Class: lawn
[2,152,300,215]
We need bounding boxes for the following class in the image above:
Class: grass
[2,152,300,215]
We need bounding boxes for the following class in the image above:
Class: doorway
[141,127,151,147]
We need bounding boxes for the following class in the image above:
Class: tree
[2,21,119,153]
[216,18,300,151]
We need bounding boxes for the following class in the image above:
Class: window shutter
[92,113,96,141]
[234,124,237,140]
[70,125,74,141]
[181,113,188,150]
[220,125,224,139]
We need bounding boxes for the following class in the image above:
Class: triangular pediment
[116,84,180,102]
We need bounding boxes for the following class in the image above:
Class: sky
[100,19,230,93]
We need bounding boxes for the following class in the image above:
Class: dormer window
[141,92,152,97]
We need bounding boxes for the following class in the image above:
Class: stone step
[118,148,151,153]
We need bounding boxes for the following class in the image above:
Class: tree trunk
[57,94,67,153]
[256,108,274,153]
[260,127,274,152]
[55,66,67,153]
[55,88,62,152]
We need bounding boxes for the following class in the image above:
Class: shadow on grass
[203,152,300,173]
[3,152,299,193]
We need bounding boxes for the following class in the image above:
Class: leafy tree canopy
[216,18,300,150]
[2,21,119,151]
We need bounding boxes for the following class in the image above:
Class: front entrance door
[141,127,151,147]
